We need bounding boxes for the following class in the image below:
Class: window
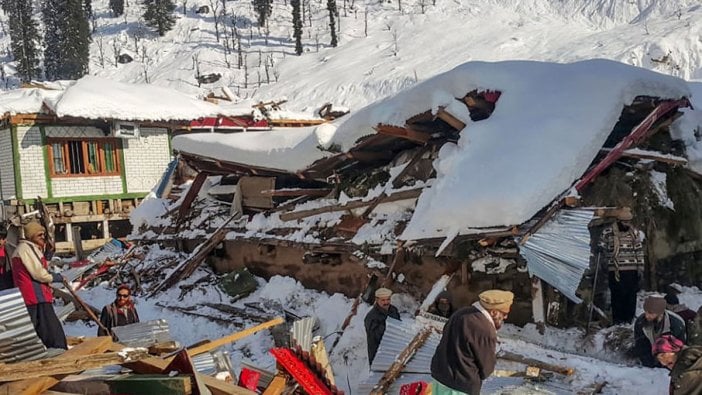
[47,138,121,177]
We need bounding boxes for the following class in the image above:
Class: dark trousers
[609,271,639,324]
[27,303,67,349]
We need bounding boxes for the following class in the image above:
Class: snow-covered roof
[0,76,251,122]
[52,76,223,121]
[173,124,336,172]
[173,59,691,242]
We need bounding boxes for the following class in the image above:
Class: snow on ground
[64,268,702,394]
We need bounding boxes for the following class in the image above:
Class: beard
[116,298,130,307]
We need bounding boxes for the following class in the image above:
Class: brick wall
[17,126,48,198]
[45,125,104,138]
[52,176,122,197]
[123,128,171,193]
[0,129,15,200]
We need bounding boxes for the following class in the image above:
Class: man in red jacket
[430,289,514,394]
[12,221,67,349]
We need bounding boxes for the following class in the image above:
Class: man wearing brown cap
[430,289,514,395]
[364,287,400,365]
[11,221,67,349]
[633,295,686,367]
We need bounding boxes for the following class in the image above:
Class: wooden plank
[239,176,276,209]
[497,351,575,376]
[280,188,423,222]
[374,124,430,144]
[61,336,113,358]
[435,107,466,130]
[599,147,688,165]
[197,373,257,395]
[0,376,59,395]
[259,188,332,198]
[186,317,285,357]
[0,349,149,381]
[392,145,432,188]
[178,172,209,220]
[107,374,192,395]
[262,376,286,395]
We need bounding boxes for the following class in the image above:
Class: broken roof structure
[151,59,699,326]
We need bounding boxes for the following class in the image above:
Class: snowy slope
[1,0,700,114]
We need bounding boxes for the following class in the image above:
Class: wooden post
[531,277,545,332]
[371,328,432,394]
[72,225,84,261]
[102,219,110,239]
[497,351,575,376]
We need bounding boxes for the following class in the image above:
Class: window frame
[47,137,122,178]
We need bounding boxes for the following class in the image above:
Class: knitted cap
[644,295,666,315]
[375,288,392,298]
[652,334,684,355]
[23,221,45,240]
[479,290,514,314]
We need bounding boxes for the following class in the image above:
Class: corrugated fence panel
[291,317,316,352]
[111,319,171,348]
[519,209,594,303]
[0,288,48,362]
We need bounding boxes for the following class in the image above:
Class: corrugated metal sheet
[87,239,129,263]
[291,317,316,352]
[369,318,440,374]
[192,349,234,377]
[61,262,98,283]
[111,319,171,348]
[519,209,594,303]
[0,288,47,362]
[357,372,432,394]
[56,302,76,322]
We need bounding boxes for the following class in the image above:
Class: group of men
[0,221,139,349]
[631,294,702,393]
[364,286,514,394]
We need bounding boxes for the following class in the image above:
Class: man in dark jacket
[431,289,514,395]
[665,293,697,323]
[0,225,12,290]
[364,287,400,365]
[11,222,67,349]
[633,295,687,367]
[428,290,454,318]
[652,334,702,395]
[98,284,140,337]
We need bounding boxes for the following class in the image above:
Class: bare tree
[208,0,221,41]
[142,43,151,83]
[181,0,187,15]
[419,0,426,14]
[96,32,106,68]
[111,39,120,67]
[364,8,368,37]
[243,53,249,88]
[391,28,398,56]
[193,52,202,86]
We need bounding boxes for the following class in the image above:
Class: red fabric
[400,381,429,395]
[482,90,501,104]
[652,334,685,355]
[238,368,261,391]
[0,247,6,275]
[11,255,53,306]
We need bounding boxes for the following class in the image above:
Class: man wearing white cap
[430,289,514,394]
[364,287,400,364]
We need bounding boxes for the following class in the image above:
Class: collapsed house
[0,77,252,253]
[138,59,702,328]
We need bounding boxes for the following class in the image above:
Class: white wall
[16,126,47,198]
[0,129,15,200]
[52,177,123,198]
[123,128,171,193]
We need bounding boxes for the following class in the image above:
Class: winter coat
[427,290,454,318]
[669,347,702,395]
[11,240,62,306]
[669,304,697,323]
[364,304,400,364]
[0,246,13,290]
[98,302,140,337]
[430,304,497,395]
[634,311,687,367]
[687,310,702,347]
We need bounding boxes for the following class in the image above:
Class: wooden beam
[262,376,286,395]
[279,187,423,222]
[374,124,430,144]
[61,336,113,358]
[0,349,149,382]
[497,351,575,376]
[599,147,688,166]
[197,373,257,395]
[186,317,285,357]
[370,329,432,394]
[392,145,432,188]
[435,107,466,130]
[259,188,332,197]
[178,172,209,220]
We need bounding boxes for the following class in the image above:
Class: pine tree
[43,0,91,80]
[84,0,93,20]
[143,0,177,36]
[1,0,41,82]
[327,0,337,47]
[291,0,303,55]
[252,0,272,28]
[109,0,125,16]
